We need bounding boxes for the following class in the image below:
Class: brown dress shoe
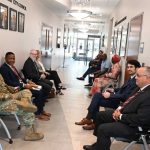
[42,111,51,117]
[35,114,50,121]
[82,123,95,130]
[75,118,93,125]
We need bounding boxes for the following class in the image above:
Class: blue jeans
[83,67,100,78]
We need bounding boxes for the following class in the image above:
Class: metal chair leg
[141,135,150,150]
[13,114,21,130]
[0,118,13,144]
[0,144,3,150]
[122,141,137,150]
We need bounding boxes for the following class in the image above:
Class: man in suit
[83,66,150,150]
[0,52,50,121]
[75,60,141,130]
[23,49,53,95]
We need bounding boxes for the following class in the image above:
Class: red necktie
[120,91,140,112]
[12,66,22,81]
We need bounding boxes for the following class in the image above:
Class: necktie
[34,61,39,73]
[12,66,22,81]
[119,90,141,112]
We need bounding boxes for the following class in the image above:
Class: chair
[0,144,3,150]
[114,127,150,150]
[0,112,21,144]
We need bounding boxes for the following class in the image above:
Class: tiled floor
[0,57,141,150]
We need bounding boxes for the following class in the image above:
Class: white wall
[111,0,150,66]
[0,0,65,69]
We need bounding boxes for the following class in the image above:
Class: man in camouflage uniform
[0,74,44,141]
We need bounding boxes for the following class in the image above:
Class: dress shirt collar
[140,84,150,91]
[5,62,13,69]
[130,74,136,79]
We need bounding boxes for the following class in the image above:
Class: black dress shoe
[83,145,93,150]
[77,77,84,80]
[84,83,92,87]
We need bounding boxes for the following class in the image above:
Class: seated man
[83,66,150,150]
[75,60,141,130]
[0,74,44,141]
[88,50,103,68]
[77,53,111,87]
[36,50,66,95]
[23,49,53,97]
[0,52,50,121]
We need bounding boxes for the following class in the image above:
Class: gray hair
[144,66,150,77]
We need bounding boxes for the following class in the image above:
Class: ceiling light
[67,10,92,19]
[78,28,89,32]
[75,0,90,5]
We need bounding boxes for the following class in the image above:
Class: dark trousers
[31,89,45,115]
[82,67,100,78]
[93,110,138,150]
[46,70,61,90]
[37,78,53,94]
[87,93,119,120]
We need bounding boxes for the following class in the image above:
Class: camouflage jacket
[0,74,13,101]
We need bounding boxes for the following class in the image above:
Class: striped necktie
[119,90,141,112]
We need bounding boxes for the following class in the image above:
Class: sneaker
[84,83,92,87]
[76,77,84,80]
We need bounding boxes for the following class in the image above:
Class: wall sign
[13,0,26,10]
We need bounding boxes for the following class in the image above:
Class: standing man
[83,66,150,150]
[75,60,141,130]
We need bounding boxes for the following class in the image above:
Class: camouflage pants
[0,89,35,127]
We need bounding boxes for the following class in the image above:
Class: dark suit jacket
[109,77,137,102]
[23,57,40,82]
[120,85,150,127]
[0,63,25,88]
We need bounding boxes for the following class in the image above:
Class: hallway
[0,57,140,150]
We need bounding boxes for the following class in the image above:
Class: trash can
[72,52,76,59]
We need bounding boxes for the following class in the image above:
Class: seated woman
[36,50,66,95]
[89,54,121,96]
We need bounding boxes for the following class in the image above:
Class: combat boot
[24,125,44,141]
[16,99,37,113]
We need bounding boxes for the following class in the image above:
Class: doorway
[40,23,53,57]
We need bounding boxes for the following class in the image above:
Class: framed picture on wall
[9,8,17,31]
[18,12,25,32]
[0,3,8,29]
